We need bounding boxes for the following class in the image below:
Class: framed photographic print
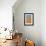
[24,13,34,26]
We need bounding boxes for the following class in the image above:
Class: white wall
[41,0,46,46]
[0,0,17,30]
[13,0,41,46]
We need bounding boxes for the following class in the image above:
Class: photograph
[24,13,34,26]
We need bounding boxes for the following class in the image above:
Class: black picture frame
[24,13,34,26]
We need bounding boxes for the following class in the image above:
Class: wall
[13,0,41,46]
[0,0,17,30]
[41,0,46,46]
